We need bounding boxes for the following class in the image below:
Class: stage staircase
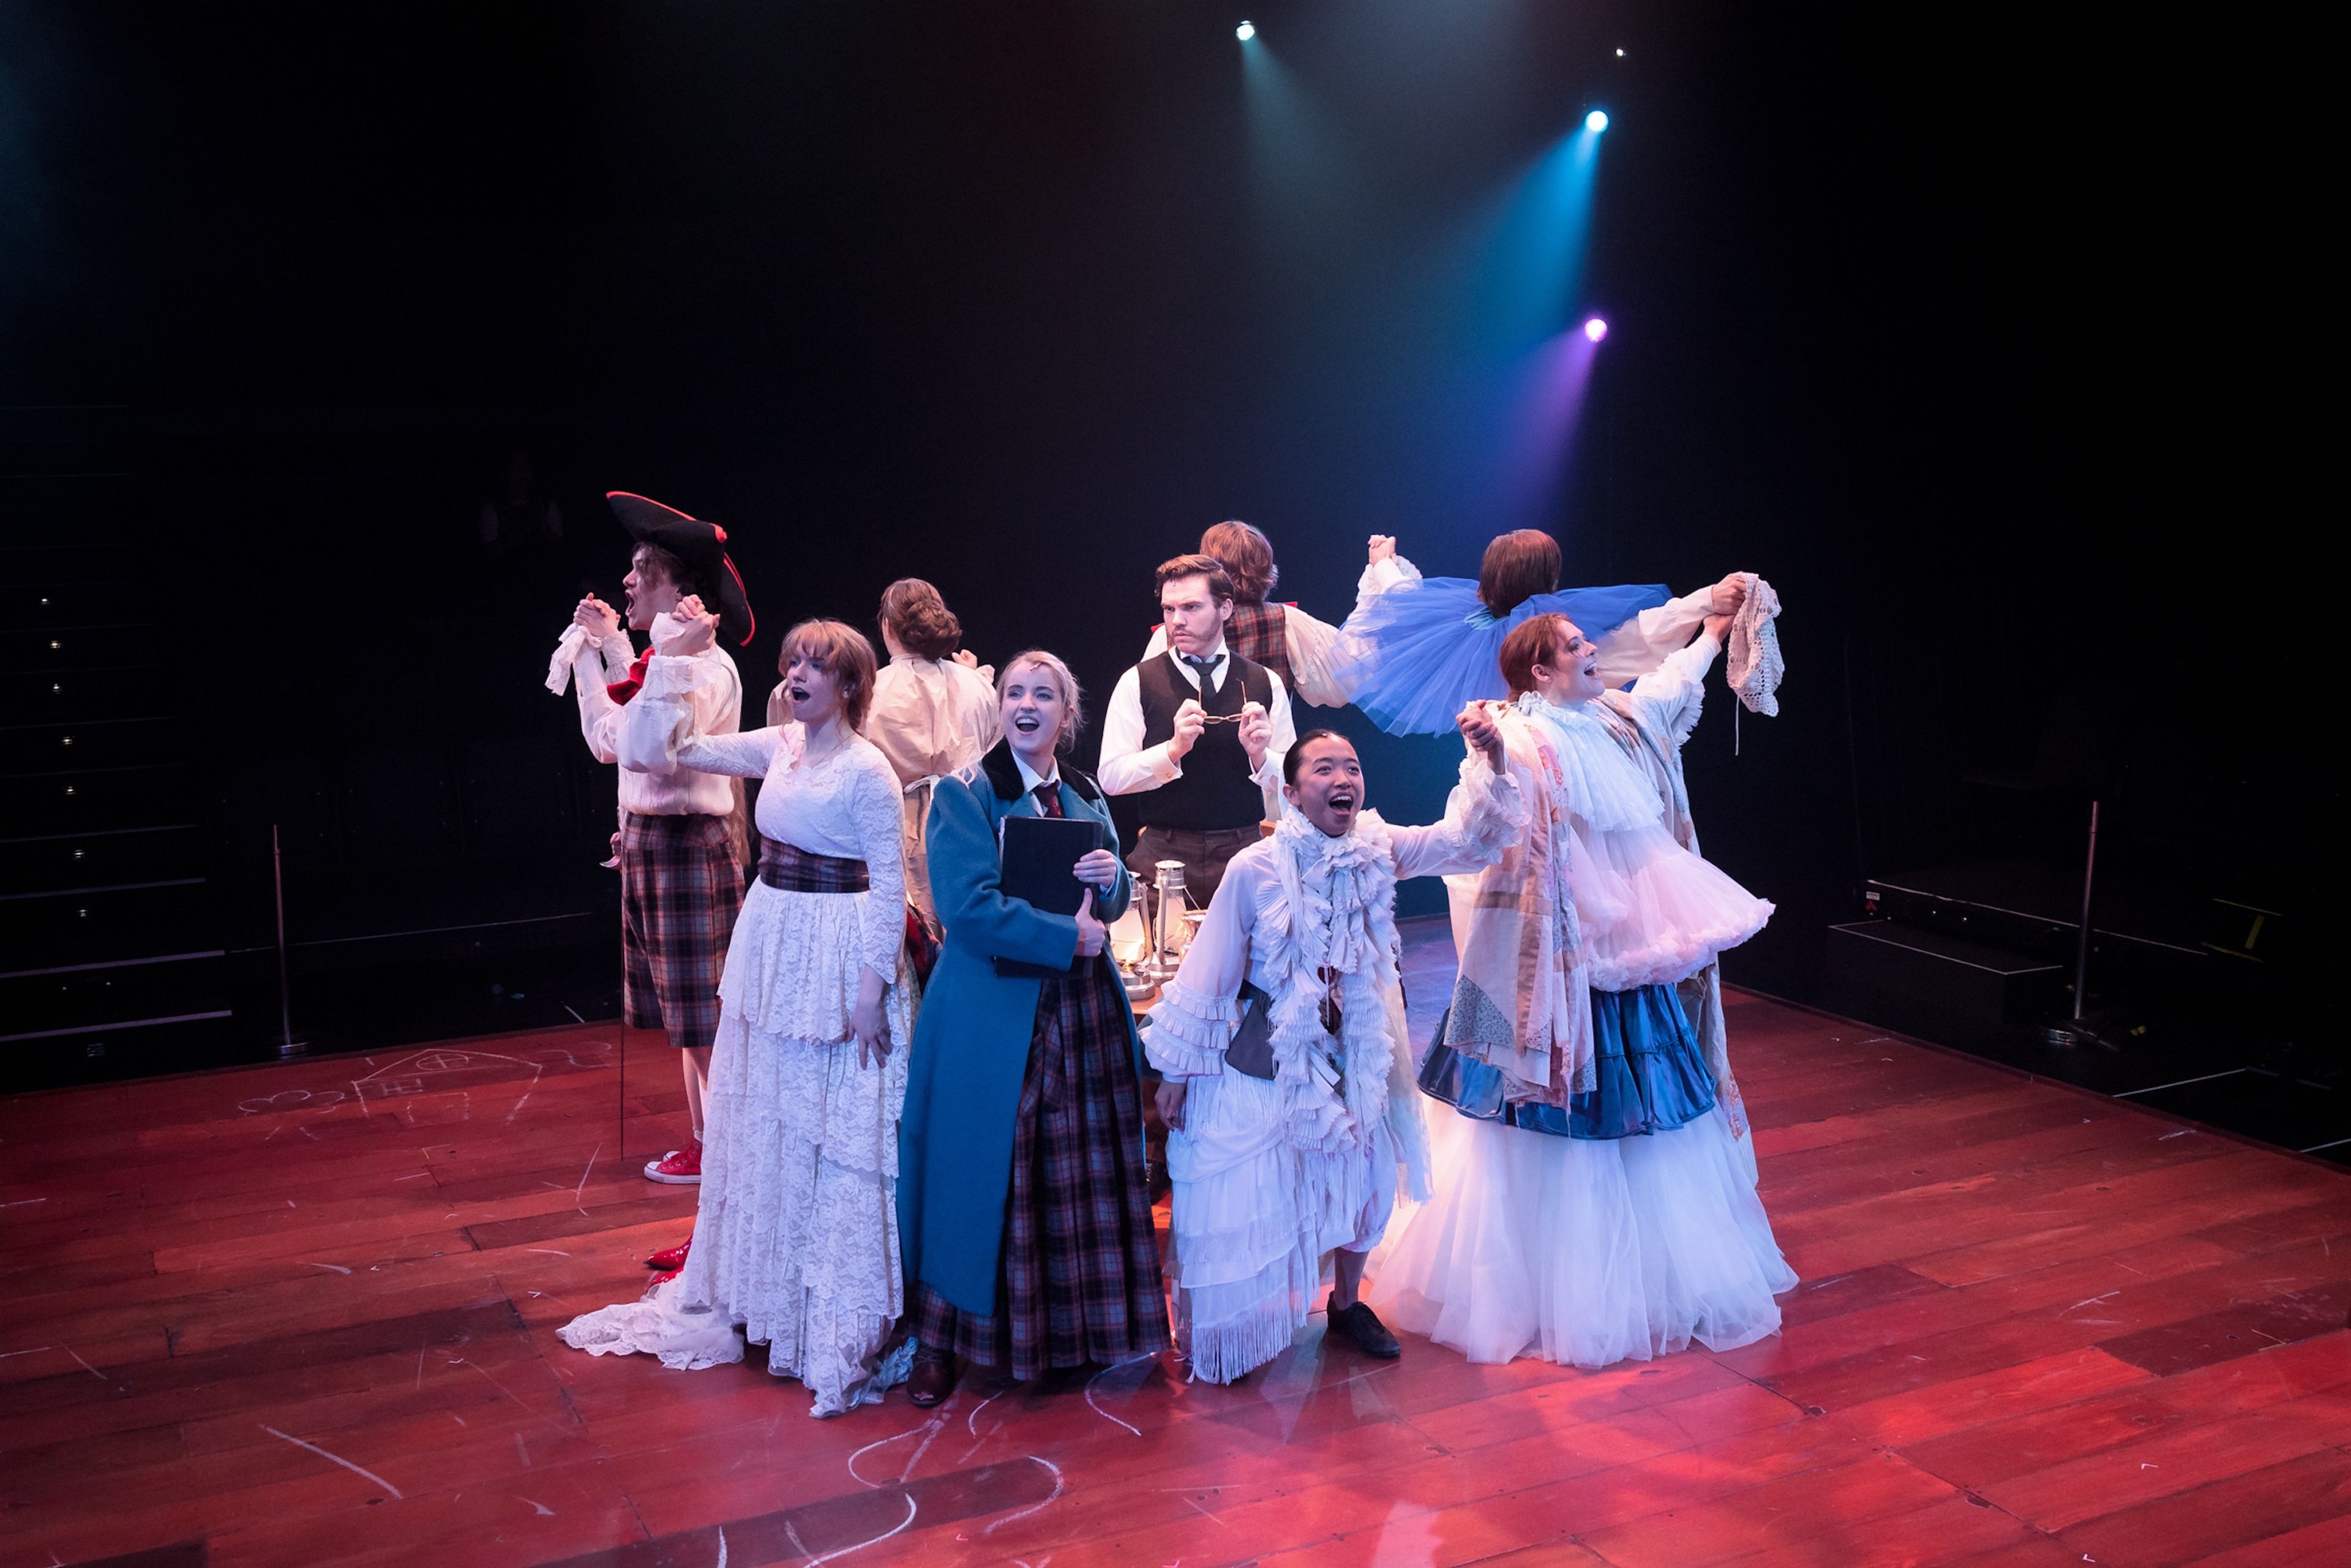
[1,407,240,1090]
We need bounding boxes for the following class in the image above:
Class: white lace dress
[560,662,915,1416]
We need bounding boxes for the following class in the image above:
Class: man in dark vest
[1099,552,1296,910]
[1139,520,1417,708]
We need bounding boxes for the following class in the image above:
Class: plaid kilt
[914,954,1170,1377]
[620,811,744,1052]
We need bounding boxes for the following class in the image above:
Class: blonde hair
[997,649,1086,756]
[778,618,880,731]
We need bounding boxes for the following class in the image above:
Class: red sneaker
[644,1237,692,1272]
[643,1142,702,1185]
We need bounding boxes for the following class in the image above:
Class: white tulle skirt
[1574,820,1774,994]
[1168,1071,1397,1384]
[558,888,915,1417]
[1370,1103,1794,1370]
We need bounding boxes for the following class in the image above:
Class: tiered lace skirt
[557,886,915,1416]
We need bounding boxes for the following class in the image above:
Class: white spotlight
[1586,110,1610,133]
[1583,317,1609,342]
[1615,48,1625,58]
[1236,20,1255,41]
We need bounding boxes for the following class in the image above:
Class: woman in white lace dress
[560,607,916,1416]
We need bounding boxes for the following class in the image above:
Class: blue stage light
[1236,20,1255,41]
[1583,317,1609,342]
[1586,110,1610,133]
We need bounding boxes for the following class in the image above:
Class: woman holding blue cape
[1332,530,1690,737]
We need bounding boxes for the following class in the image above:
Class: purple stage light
[1583,317,1608,342]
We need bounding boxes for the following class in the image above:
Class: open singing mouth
[1011,711,1042,734]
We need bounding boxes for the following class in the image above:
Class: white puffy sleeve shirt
[598,640,744,817]
[866,656,1002,786]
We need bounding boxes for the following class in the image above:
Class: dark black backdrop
[2,2,2323,1055]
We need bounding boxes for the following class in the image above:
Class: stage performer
[557,492,753,1191]
[1591,575,1764,1181]
[1145,718,1521,1384]
[1373,612,1796,1371]
[1139,521,1418,707]
[862,577,999,925]
[1099,553,1295,911]
[1332,528,1743,737]
[898,650,1169,1406]
[559,612,917,1417]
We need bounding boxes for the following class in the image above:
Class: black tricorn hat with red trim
[607,492,756,648]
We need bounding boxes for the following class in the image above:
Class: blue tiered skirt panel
[1417,981,1717,1141]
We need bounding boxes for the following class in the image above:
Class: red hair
[1499,613,1572,699]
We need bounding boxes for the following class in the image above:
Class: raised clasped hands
[1456,700,1506,771]
[654,593,721,658]
[1166,697,1207,760]
[572,595,622,643]
[1367,534,1397,565]
[1073,849,1122,893]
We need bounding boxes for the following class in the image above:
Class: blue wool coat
[896,740,1141,1316]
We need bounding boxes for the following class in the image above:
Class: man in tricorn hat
[561,492,756,1209]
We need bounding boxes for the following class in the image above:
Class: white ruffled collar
[1512,692,1665,834]
[1272,805,1396,978]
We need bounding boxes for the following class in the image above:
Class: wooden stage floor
[6,918,2349,1568]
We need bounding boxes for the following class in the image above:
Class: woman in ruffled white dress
[1146,715,1523,1384]
[1374,611,1797,1370]
[560,607,916,1416]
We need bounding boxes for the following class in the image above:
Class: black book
[994,813,1106,979]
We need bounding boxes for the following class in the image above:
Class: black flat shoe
[1326,1299,1401,1359]
[907,1349,957,1408]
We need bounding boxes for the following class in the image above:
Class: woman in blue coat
[898,649,1171,1405]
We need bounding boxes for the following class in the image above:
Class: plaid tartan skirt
[913,955,1170,1378]
[620,812,744,1052]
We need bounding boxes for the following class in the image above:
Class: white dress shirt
[573,621,743,817]
[1013,751,1061,798]
[1140,554,1421,708]
[1098,634,1294,825]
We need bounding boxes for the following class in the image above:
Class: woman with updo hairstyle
[856,578,1000,923]
[894,649,1169,1406]
[563,609,920,1417]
